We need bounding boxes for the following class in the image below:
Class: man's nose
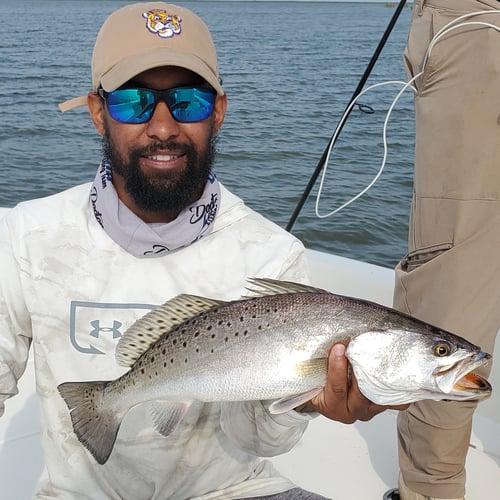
[145,100,180,141]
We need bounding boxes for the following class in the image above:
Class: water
[0,0,415,267]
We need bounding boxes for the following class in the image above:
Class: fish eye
[434,342,451,357]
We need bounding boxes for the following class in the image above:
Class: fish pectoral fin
[149,401,191,437]
[268,359,327,414]
[295,358,328,378]
[268,387,323,414]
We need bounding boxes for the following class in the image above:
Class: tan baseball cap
[59,2,224,112]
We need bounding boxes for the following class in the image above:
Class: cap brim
[59,96,88,112]
[101,47,224,95]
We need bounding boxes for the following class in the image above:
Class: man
[0,3,392,499]
[393,0,500,498]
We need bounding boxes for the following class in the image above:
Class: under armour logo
[89,320,123,339]
[69,300,156,355]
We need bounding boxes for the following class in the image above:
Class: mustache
[132,141,192,157]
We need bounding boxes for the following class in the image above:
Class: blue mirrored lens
[106,89,156,124]
[104,87,216,124]
[167,88,216,123]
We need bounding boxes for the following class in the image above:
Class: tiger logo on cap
[143,9,182,38]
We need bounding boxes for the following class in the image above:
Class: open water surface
[0,0,416,267]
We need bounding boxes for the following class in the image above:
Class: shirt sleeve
[277,242,311,285]
[0,212,32,417]
[219,400,314,457]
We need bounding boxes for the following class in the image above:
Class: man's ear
[87,92,106,136]
[212,93,227,135]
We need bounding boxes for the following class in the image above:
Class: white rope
[314,10,500,219]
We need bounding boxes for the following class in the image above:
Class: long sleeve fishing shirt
[0,182,313,500]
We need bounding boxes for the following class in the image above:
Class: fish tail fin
[58,380,121,465]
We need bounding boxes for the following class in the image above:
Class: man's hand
[308,343,409,423]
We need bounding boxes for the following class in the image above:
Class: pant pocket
[399,242,452,272]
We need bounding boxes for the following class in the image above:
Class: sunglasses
[98,86,217,124]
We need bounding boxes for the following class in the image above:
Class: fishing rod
[285,0,409,233]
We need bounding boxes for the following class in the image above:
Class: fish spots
[133,331,149,345]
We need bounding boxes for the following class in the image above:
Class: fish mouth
[455,371,491,392]
[435,351,492,399]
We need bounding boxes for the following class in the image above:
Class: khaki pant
[393,0,500,497]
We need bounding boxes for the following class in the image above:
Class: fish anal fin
[116,294,225,367]
[269,387,323,414]
[149,401,191,437]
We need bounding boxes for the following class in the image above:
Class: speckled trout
[58,279,492,464]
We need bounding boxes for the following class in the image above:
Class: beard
[101,127,217,214]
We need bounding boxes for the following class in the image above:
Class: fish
[58,279,492,465]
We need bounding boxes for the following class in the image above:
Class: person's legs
[394,0,500,497]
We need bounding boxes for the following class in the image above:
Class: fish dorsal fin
[115,294,225,367]
[246,278,329,297]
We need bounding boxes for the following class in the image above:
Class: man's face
[89,66,226,223]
